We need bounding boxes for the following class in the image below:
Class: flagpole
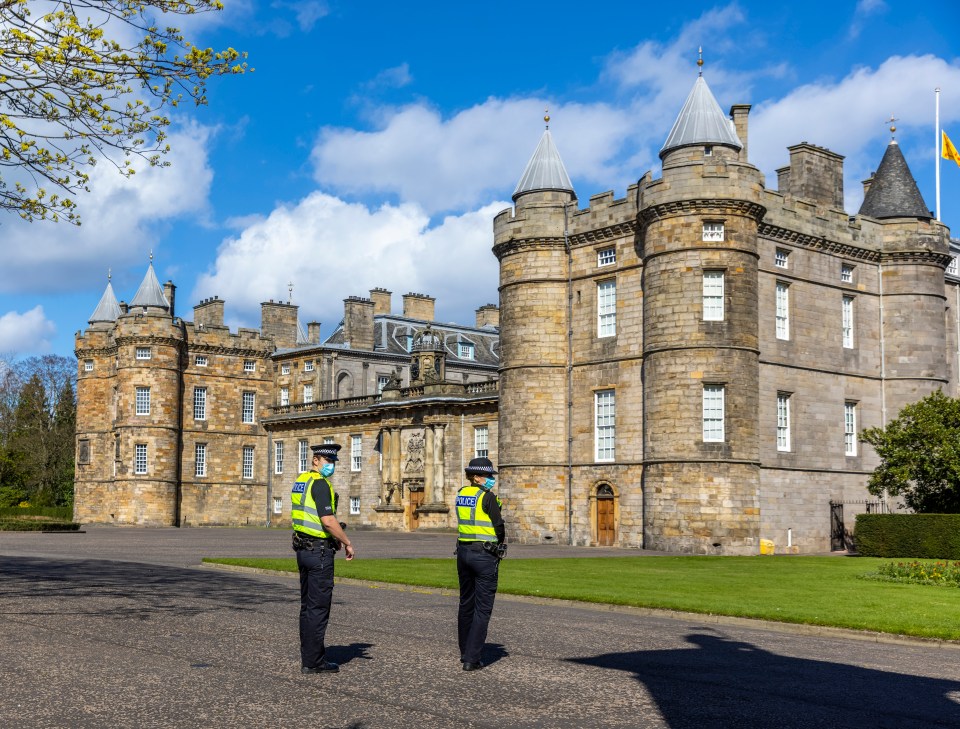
[936,87,941,221]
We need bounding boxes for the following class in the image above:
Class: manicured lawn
[203,555,960,641]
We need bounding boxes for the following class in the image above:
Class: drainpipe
[564,204,574,545]
[878,261,887,423]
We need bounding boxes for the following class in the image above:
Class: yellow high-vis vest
[291,471,334,538]
[456,485,500,542]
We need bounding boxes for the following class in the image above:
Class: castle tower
[493,115,577,542]
[639,70,766,554]
[859,136,951,416]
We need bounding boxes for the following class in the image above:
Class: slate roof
[88,280,121,324]
[129,263,170,309]
[858,141,932,220]
[513,129,575,200]
[661,76,742,158]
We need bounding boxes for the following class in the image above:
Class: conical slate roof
[129,263,169,309]
[296,319,309,345]
[513,129,575,200]
[858,141,931,219]
[88,280,121,324]
[661,76,742,158]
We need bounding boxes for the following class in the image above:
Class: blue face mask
[483,477,496,490]
[320,463,335,478]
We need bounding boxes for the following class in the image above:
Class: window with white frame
[775,282,790,340]
[775,249,789,268]
[84,360,94,372]
[459,342,475,360]
[195,355,208,367]
[351,434,362,471]
[195,443,207,477]
[281,363,291,375]
[595,390,615,461]
[298,440,308,473]
[475,425,489,458]
[844,402,857,456]
[597,247,616,266]
[777,393,791,451]
[350,496,360,515]
[597,280,616,337]
[841,263,855,282]
[135,347,151,360]
[243,360,256,373]
[273,496,283,515]
[703,385,725,442]
[377,375,390,394]
[134,443,148,474]
[702,222,724,241]
[948,257,959,276]
[275,441,283,475]
[242,392,255,423]
[193,387,206,420]
[135,386,151,416]
[304,360,314,372]
[242,446,254,479]
[303,384,313,403]
[324,436,334,444]
[842,296,854,348]
[703,271,724,321]
[280,387,289,407]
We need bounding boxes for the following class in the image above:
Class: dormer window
[459,342,475,360]
[597,247,616,267]
[702,222,724,242]
[406,334,413,352]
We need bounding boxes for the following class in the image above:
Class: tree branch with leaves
[0,0,247,223]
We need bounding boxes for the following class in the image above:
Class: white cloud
[194,192,505,334]
[849,0,888,39]
[0,123,216,294]
[363,63,414,91]
[0,306,56,354]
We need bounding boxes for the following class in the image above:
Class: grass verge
[202,555,960,641]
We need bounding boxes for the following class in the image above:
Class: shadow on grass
[570,630,960,728]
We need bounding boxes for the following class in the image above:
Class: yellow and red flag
[944,130,960,168]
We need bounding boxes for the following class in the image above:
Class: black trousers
[457,543,499,664]
[297,544,335,668]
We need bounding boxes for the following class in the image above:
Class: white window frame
[844,402,857,456]
[775,249,789,269]
[84,360,94,372]
[299,440,308,473]
[350,496,361,515]
[280,387,289,407]
[242,392,255,424]
[135,347,151,360]
[281,363,291,375]
[274,441,284,475]
[273,496,283,515]
[776,393,791,452]
[474,425,489,458]
[351,434,362,472]
[195,443,207,477]
[324,436,334,445]
[304,360,315,372]
[775,282,790,340]
[242,446,254,479]
[195,355,208,367]
[243,360,256,373]
[595,390,615,462]
[597,246,616,267]
[135,386,151,416]
[841,263,855,282]
[134,443,148,474]
[842,296,854,348]
[193,387,207,421]
[303,384,313,403]
[703,271,724,321]
[702,222,724,242]
[377,375,390,394]
[703,385,725,442]
[459,342,475,360]
[597,279,616,337]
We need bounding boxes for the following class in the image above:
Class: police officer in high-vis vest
[292,443,354,674]
[456,456,506,671]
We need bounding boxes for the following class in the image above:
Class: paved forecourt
[1,527,959,728]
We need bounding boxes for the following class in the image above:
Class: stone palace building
[75,70,960,554]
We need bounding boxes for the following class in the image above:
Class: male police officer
[455,456,505,671]
[292,443,355,674]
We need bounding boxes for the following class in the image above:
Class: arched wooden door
[596,484,616,546]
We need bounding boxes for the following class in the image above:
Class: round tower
[639,72,766,554]
[493,118,576,542]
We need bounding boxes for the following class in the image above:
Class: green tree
[0,0,248,223]
[861,390,960,513]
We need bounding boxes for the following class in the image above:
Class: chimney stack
[402,292,435,321]
[369,288,392,316]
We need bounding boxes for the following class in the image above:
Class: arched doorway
[595,484,616,546]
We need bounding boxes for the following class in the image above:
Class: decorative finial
[107,268,111,282]
[149,250,154,263]
[288,281,294,304]
[544,108,550,130]
[697,46,704,76]
[887,114,898,139]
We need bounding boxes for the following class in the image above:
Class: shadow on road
[570,631,960,728]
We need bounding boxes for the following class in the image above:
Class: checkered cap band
[311,443,341,461]
[465,457,497,474]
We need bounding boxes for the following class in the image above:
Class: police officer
[455,456,505,671]
[291,443,355,674]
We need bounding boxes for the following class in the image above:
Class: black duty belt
[458,541,487,551]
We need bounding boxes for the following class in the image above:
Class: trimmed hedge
[0,519,81,532]
[855,514,960,559]
[0,506,72,520]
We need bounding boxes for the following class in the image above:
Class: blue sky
[1,0,959,358]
